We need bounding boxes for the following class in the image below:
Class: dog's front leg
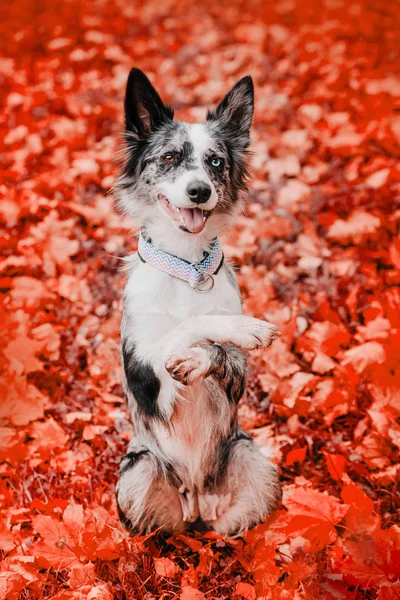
[163,314,279,359]
[166,343,247,403]
[163,314,278,388]
[125,314,278,420]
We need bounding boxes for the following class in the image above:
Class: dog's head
[116,68,254,237]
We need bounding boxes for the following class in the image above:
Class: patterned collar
[137,229,224,292]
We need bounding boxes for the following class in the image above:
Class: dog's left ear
[208,76,254,146]
[125,68,174,138]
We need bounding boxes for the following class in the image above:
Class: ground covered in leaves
[1,0,400,598]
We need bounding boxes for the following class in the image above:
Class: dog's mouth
[158,194,213,234]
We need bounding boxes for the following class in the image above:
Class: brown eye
[163,153,175,163]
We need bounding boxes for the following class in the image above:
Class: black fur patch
[125,68,174,138]
[116,492,137,535]
[120,449,149,476]
[205,343,246,404]
[225,361,246,404]
[122,341,161,418]
[204,430,251,490]
[207,76,254,200]
[121,121,181,182]
[164,461,183,489]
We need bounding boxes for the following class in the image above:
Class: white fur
[120,245,280,534]
[117,85,281,534]
[155,124,219,212]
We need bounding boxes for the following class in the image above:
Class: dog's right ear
[124,68,174,138]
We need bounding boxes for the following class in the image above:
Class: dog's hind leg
[116,442,185,535]
[200,435,281,536]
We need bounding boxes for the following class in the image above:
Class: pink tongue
[180,208,205,233]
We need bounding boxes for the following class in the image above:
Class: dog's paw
[198,492,232,522]
[178,486,199,523]
[234,317,281,350]
[165,346,211,385]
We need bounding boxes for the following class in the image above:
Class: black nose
[187,181,212,204]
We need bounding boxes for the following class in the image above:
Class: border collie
[115,68,281,536]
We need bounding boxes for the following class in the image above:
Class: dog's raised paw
[234,317,281,350]
[165,346,211,385]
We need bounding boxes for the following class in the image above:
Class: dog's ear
[124,68,174,138]
[208,76,254,146]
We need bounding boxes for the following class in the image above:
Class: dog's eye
[211,157,222,168]
[162,153,176,163]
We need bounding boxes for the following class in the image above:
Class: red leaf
[336,526,400,587]
[31,514,78,569]
[286,446,307,466]
[180,586,205,600]
[154,557,178,578]
[235,582,256,600]
[327,210,380,244]
[87,585,113,600]
[323,452,347,481]
[283,486,348,525]
[68,562,96,590]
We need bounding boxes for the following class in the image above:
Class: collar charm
[138,229,224,292]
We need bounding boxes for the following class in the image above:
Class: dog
[115,68,281,536]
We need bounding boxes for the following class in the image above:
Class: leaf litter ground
[0,0,399,598]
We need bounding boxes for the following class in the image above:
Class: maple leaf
[31,323,61,361]
[283,486,349,551]
[31,514,78,569]
[295,321,351,363]
[9,277,55,308]
[58,274,93,304]
[235,582,256,600]
[276,180,311,212]
[0,571,28,600]
[323,452,346,481]
[154,557,178,578]
[68,562,96,590]
[87,585,113,600]
[355,433,391,470]
[336,526,400,588]
[80,505,125,561]
[0,375,49,426]
[3,335,45,375]
[18,211,79,277]
[180,586,205,600]
[377,582,400,600]
[0,519,20,553]
[63,503,84,539]
[2,0,400,598]
[50,450,78,473]
[340,476,379,536]
[286,446,307,467]
[341,341,386,373]
[326,210,381,245]
[27,418,69,464]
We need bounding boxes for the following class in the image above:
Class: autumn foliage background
[1,0,400,598]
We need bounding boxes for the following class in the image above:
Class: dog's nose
[187,181,212,204]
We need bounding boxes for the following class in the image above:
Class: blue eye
[211,157,222,168]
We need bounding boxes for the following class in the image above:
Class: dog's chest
[125,260,241,325]
[153,382,214,479]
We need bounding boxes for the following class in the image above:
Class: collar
[137,229,224,292]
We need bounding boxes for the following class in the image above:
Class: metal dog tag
[193,271,214,292]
